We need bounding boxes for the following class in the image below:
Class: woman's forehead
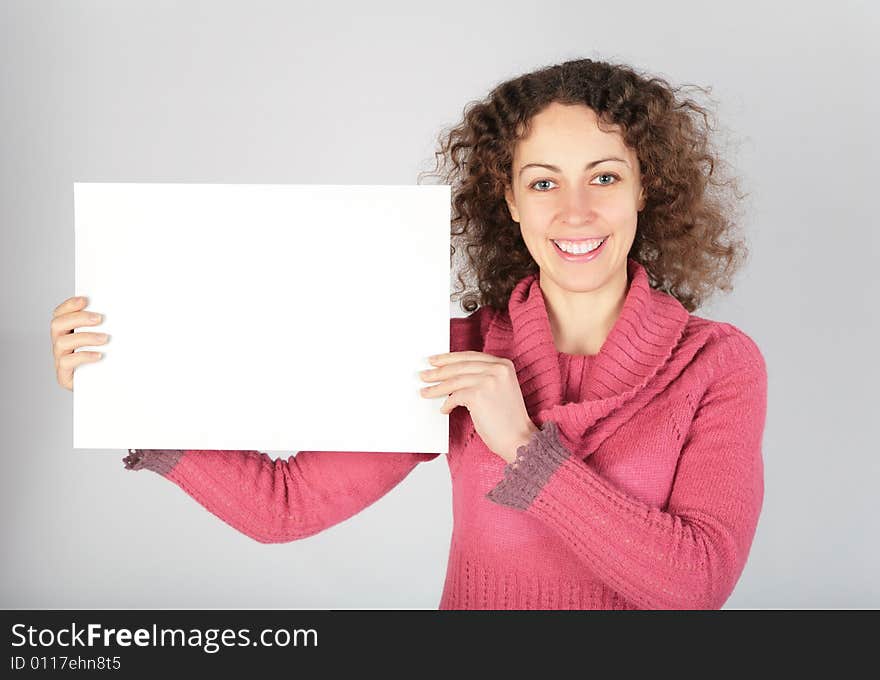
[516,106,626,151]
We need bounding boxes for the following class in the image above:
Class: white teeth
[553,237,606,254]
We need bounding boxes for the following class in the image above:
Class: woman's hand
[419,351,539,464]
[50,296,110,391]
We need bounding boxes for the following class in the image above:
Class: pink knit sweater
[123,257,768,610]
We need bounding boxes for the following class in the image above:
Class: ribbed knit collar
[482,257,690,443]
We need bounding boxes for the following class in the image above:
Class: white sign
[73,182,451,455]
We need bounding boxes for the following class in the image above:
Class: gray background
[2,0,877,609]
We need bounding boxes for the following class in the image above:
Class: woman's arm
[124,447,440,544]
[485,342,768,610]
[123,311,484,545]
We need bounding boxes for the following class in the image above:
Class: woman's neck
[539,265,630,356]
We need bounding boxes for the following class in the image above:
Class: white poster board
[73,182,451,455]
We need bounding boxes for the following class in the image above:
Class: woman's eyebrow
[518,157,629,177]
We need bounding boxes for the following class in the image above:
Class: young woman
[50,57,767,610]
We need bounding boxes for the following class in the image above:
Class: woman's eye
[530,179,556,191]
[595,173,619,185]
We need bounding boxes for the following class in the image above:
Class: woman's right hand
[50,296,110,391]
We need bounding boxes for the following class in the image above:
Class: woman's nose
[560,186,595,222]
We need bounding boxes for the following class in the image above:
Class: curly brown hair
[417,57,750,314]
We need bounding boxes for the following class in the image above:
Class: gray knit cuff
[122,449,185,476]
[484,420,571,511]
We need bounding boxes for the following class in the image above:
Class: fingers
[50,301,104,355]
[52,295,87,318]
[56,349,103,391]
[420,360,492,378]
[50,295,108,391]
[51,311,106,360]
[55,330,110,355]
[420,373,479,398]
[428,351,508,366]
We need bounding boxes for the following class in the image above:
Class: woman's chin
[539,247,628,292]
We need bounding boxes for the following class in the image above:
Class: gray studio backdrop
[2,0,877,608]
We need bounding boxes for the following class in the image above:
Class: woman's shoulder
[682,313,767,377]
[450,305,497,353]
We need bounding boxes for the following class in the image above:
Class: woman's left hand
[419,351,539,464]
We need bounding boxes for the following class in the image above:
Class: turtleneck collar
[481,256,690,443]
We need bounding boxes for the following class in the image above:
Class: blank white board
[73,182,451,455]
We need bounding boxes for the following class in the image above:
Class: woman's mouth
[551,235,609,263]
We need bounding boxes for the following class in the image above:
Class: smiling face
[504,101,646,295]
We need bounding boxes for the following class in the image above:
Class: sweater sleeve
[122,447,440,544]
[120,312,481,545]
[484,349,767,610]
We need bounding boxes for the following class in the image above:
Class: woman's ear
[504,185,520,223]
